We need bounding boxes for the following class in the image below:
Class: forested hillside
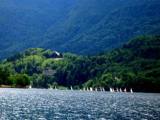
[0,35,160,92]
[84,35,160,92]
[0,0,160,58]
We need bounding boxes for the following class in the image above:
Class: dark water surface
[0,89,160,120]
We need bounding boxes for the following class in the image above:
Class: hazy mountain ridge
[0,0,160,58]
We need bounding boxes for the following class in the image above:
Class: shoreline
[0,87,160,93]
[0,85,28,88]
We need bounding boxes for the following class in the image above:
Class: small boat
[95,88,97,91]
[120,88,122,92]
[70,86,73,90]
[112,88,115,92]
[102,88,105,91]
[83,88,86,91]
[49,87,53,90]
[90,87,93,91]
[100,87,104,91]
[116,88,119,92]
[110,88,112,92]
[124,88,127,92]
[54,86,57,90]
[130,88,133,93]
[110,88,114,92]
[86,87,89,91]
[28,85,32,89]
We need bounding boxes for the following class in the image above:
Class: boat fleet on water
[55,86,133,93]
[109,88,133,93]
[81,87,133,93]
[28,85,133,93]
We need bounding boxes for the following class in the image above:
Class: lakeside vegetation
[0,35,160,92]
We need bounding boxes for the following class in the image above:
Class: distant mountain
[0,35,160,92]
[0,0,160,58]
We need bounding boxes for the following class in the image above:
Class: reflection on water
[0,88,160,120]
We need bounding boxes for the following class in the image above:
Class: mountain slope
[84,35,160,92]
[0,0,160,58]
[0,35,160,92]
[44,0,160,55]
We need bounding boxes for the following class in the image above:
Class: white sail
[54,86,57,90]
[90,87,93,91]
[49,87,53,90]
[112,88,115,92]
[124,88,127,92]
[83,88,86,91]
[29,85,32,89]
[102,88,105,91]
[87,87,89,91]
[95,88,97,91]
[70,86,73,90]
[100,87,103,91]
[110,88,114,92]
[120,88,122,92]
[130,88,133,93]
[116,88,119,92]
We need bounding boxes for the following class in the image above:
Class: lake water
[0,89,160,120]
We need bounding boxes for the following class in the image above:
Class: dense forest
[0,0,160,59]
[0,35,160,92]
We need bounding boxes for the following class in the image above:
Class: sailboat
[70,86,73,90]
[116,88,119,92]
[28,85,32,89]
[110,88,112,92]
[90,87,93,91]
[100,87,103,91]
[102,88,105,91]
[49,86,53,90]
[120,88,122,92]
[112,88,115,92]
[124,88,127,92]
[54,86,57,90]
[83,88,86,91]
[110,88,114,92]
[130,88,133,93]
[95,88,97,91]
[86,87,89,91]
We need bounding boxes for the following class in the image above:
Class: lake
[0,89,160,120]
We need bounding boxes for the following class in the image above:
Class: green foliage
[85,35,160,92]
[0,66,30,87]
[0,35,160,92]
[0,66,10,85]
[9,74,30,87]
